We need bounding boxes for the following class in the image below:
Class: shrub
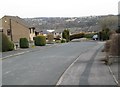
[61,39,66,43]
[8,41,14,51]
[55,40,61,43]
[19,38,29,48]
[98,28,110,41]
[2,33,14,52]
[70,33,84,41]
[34,35,46,46]
[109,34,120,56]
[62,29,70,42]
[47,34,54,44]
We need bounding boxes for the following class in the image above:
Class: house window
[7,29,11,35]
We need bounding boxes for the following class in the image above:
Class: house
[0,15,35,43]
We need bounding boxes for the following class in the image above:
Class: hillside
[24,15,118,33]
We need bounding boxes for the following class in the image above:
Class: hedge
[34,35,46,46]
[70,33,84,41]
[2,33,14,52]
[19,38,29,48]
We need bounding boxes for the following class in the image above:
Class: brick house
[0,15,35,43]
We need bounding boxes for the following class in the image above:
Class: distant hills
[24,15,118,33]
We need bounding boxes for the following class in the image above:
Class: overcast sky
[0,0,119,18]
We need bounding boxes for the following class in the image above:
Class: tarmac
[1,41,119,86]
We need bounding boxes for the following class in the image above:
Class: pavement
[56,42,119,86]
[2,44,58,59]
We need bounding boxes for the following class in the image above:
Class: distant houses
[0,15,35,43]
[0,15,99,45]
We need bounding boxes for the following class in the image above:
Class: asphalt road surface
[2,41,109,85]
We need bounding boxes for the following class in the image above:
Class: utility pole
[9,19,13,41]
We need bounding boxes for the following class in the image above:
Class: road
[2,41,115,85]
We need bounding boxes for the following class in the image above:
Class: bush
[19,38,29,48]
[34,35,46,46]
[47,34,54,44]
[98,28,110,41]
[61,39,66,43]
[70,33,84,41]
[8,41,14,51]
[109,34,120,56]
[62,29,70,42]
[2,33,14,52]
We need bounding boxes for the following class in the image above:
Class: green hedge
[2,33,14,52]
[19,38,29,48]
[84,33,95,39]
[70,33,85,41]
[34,35,46,46]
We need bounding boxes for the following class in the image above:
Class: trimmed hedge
[34,35,46,46]
[19,38,29,48]
[70,33,84,41]
[2,33,14,52]
[84,33,95,39]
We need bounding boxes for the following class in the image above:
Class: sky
[0,0,119,18]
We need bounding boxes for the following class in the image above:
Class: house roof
[2,15,32,29]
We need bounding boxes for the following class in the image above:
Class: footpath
[56,42,119,86]
[1,44,58,59]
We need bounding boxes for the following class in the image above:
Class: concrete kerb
[108,65,120,86]
[56,49,89,85]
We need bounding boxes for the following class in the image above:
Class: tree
[99,15,118,30]
[62,29,70,42]
[98,28,110,41]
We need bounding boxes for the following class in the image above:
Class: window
[7,29,11,35]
